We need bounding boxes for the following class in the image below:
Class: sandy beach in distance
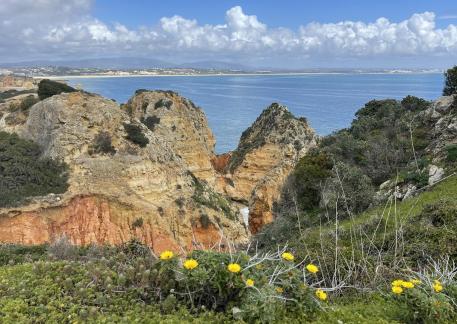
[38,71,441,80]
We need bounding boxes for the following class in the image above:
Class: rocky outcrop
[219,103,317,233]
[125,90,217,184]
[425,95,457,162]
[0,91,248,253]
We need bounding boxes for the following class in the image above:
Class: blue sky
[93,0,457,30]
[1,0,457,68]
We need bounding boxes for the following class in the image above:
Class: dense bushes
[291,97,432,214]
[0,132,69,207]
[1,238,456,323]
[37,79,77,100]
[320,162,374,219]
[123,123,149,147]
[0,242,327,323]
[401,95,430,111]
[292,149,333,210]
[443,66,457,96]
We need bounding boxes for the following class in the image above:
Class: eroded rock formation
[218,103,317,233]
[0,91,247,253]
[0,90,317,250]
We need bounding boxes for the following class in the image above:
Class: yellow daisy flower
[433,283,443,293]
[281,252,295,262]
[306,263,319,274]
[245,279,255,287]
[392,286,403,294]
[227,263,241,273]
[315,289,327,301]
[401,281,414,289]
[159,250,174,260]
[183,259,198,270]
[391,279,404,287]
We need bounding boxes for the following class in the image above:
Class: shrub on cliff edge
[37,79,77,100]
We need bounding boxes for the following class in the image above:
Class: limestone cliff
[125,90,217,184]
[0,90,317,250]
[0,91,248,253]
[219,103,317,233]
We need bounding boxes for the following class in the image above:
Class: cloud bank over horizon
[1,0,457,68]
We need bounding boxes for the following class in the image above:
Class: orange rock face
[0,195,236,254]
[211,152,232,173]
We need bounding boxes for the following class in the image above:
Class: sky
[1,0,457,68]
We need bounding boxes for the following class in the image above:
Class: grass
[257,174,457,291]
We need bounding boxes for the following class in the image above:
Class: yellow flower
[227,263,241,273]
[434,279,441,285]
[392,280,404,287]
[159,250,174,260]
[410,279,422,285]
[183,259,198,270]
[392,286,403,294]
[401,281,414,289]
[315,289,327,301]
[433,283,443,293]
[306,263,319,274]
[276,287,284,294]
[246,279,255,287]
[281,252,295,262]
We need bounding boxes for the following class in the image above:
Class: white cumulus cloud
[0,1,456,67]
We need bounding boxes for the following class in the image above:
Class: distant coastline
[39,70,443,80]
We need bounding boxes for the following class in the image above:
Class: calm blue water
[67,73,443,153]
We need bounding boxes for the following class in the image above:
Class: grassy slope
[291,174,457,252]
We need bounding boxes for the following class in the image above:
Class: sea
[67,73,444,154]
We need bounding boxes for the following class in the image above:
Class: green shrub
[154,99,172,109]
[19,95,39,111]
[0,244,47,265]
[141,116,160,131]
[293,149,333,209]
[443,66,457,96]
[391,279,456,323]
[446,144,457,162]
[0,89,35,100]
[0,132,69,207]
[37,79,77,100]
[123,123,149,147]
[401,95,430,111]
[89,131,116,155]
[321,162,374,219]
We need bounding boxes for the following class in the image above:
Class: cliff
[218,103,317,233]
[0,90,316,251]
[0,91,247,253]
